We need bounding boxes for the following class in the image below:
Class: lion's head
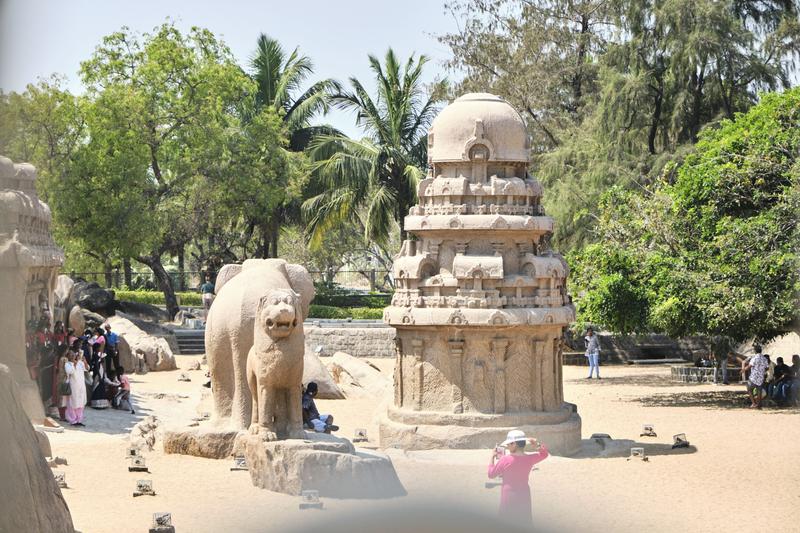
[256,289,300,339]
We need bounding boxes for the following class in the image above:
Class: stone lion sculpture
[205,259,314,433]
[246,288,305,440]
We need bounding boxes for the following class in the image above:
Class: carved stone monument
[380,93,581,454]
[167,258,405,498]
[0,155,64,421]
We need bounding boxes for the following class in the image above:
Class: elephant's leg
[247,359,259,434]
[287,386,305,439]
[206,317,234,422]
[258,384,277,441]
[230,332,254,430]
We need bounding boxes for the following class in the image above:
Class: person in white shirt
[584,327,601,379]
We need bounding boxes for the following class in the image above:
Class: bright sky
[0,0,463,138]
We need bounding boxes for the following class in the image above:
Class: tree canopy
[303,49,446,248]
[442,0,800,249]
[570,87,800,342]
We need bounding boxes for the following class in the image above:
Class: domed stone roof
[428,93,530,163]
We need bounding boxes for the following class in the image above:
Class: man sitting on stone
[302,382,339,433]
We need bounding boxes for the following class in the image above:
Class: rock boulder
[0,364,74,532]
[239,432,405,498]
[303,351,345,399]
[70,281,115,314]
[68,305,85,333]
[329,351,389,398]
[162,428,243,459]
[108,315,176,372]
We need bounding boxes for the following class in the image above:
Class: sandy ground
[48,355,800,533]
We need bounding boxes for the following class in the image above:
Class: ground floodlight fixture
[640,424,657,437]
[672,433,689,449]
[353,428,368,442]
[153,512,172,527]
[231,455,248,471]
[628,447,646,461]
[53,472,67,488]
[134,479,156,497]
[299,489,323,510]
[129,455,149,472]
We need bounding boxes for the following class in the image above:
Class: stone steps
[173,329,205,355]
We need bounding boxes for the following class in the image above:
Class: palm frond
[274,48,314,112]
[249,33,284,108]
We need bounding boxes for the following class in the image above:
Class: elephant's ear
[215,264,243,294]
[285,264,315,320]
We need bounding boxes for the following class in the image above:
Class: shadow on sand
[60,397,153,435]
[566,373,696,388]
[574,437,698,459]
[635,389,800,413]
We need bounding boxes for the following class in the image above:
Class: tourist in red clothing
[487,429,549,523]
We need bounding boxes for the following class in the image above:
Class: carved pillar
[411,339,424,411]
[531,338,545,411]
[394,337,404,407]
[555,336,564,405]
[541,336,557,410]
[448,338,465,413]
[490,338,509,413]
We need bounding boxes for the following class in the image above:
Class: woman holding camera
[488,429,549,523]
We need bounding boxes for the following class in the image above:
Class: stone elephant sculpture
[205,259,314,431]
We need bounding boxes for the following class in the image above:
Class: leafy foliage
[303,49,447,247]
[441,0,800,250]
[570,88,800,341]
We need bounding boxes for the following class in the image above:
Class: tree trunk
[177,245,185,292]
[648,85,663,155]
[270,218,279,259]
[103,258,113,288]
[123,258,132,288]
[258,223,270,259]
[571,13,589,111]
[137,254,180,320]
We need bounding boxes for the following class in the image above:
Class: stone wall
[304,321,395,358]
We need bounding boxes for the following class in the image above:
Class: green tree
[572,88,800,342]
[302,49,446,247]
[442,0,800,250]
[243,34,338,257]
[57,24,253,318]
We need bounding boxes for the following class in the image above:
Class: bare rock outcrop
[239,432,406,498]
[108,315,176,372]
[0,364,74,532]
[329,351,389,398]
[303,351,344,399]
[162,428,242,459]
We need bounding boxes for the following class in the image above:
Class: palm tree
[302,49,445,248]
[246,34,339,257]
[249,33,340,151]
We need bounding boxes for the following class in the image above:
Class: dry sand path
[48,356,800,532]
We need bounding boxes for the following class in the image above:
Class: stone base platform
[163,427,243,459]
[239,432,406,498]
[163,428,406,498]
[379,407,582,456]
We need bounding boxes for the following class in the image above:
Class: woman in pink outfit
[64,350,88,426]
[487,429,549,523]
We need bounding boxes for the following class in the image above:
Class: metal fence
[69,269,394,292]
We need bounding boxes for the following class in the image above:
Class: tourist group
[26,318,133,427]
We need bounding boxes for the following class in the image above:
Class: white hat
[501,429,526,447]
